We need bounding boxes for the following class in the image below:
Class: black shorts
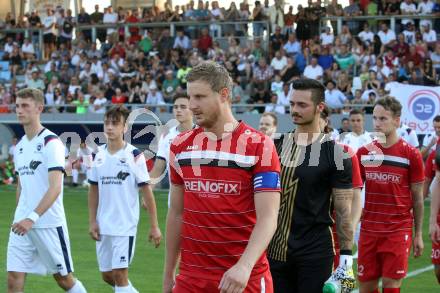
[269,255,333,293]
[43,33,55,44]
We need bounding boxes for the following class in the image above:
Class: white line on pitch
[352,265,434,293]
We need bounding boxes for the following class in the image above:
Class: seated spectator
[146,84,165,112]
[251,38,266,61]
[393,34,410,58]
[383,48,399,69]
[320,26,334,47]
[138,31,153,54]
[93,90,108,113]
[336,71,352,100]
[325,80,346,110]
[358,23,374,45]
[111,87,127,104]
[421,21,437,50]
[431,43,440,76]
[283,33,301,56]
[377,22,397,48]
[173,30,191,51]
[370,58,392,82]
[270,26,286,54]
[340,25,353,45]
[21,38,35,60]
[403,22,416,45]
[280,57,300,83]
[27,70,45,90]
[162,70,180,103]
[303,55,323,80]
[422,58,438,85]
[197,28,213,56]
[253,58,274,91]
[270,50,288,73]
[264,92,285,114]
[318,47,334,72]
[334,44,355,71]
[270,74,283,94]
[404,45,423,68]
[73,91,89,114]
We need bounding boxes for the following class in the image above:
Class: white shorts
[7,225,74,276]
[96,235,136,272]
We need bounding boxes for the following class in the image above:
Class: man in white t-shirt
[377,22,397,47]
[303,56,323,81]
[421,115,440,159]
[103,6,118,36]
[71,141,93,187]
[7,88,87,293]
[422,22,437,47]
[339,109,374,151]
[400,0,417,26]
[88,105,161,293]
[358,23,374,45]
[150,93,194,207]
[398,122,419,147]
[93,91,108,114]
[270,50,288,72]
[325,80,346,109]
[320,27,334,46]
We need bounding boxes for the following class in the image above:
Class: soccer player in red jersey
[357,96,425,293]
[429,145,440,283]
[424,147,439,198]
[163,62,281,293]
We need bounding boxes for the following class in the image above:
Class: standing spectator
[422,59,438,85]
[327,0,344,33]
[125,9,140,44]
[403,22,417,45]
[344,0,362,34]
[224,2,240,36]
[77,7,91,42]
[90,5,105,43]
[295,5,310,42]
[209,1,224,38]
[103,6,118,40]
[340,25,353,45]
[59,9,75,49]
[252,1,265,36]
[157,29,174,60]
[268,0,284,33]
[400,0,417,27]
[42,9,57,60]
[162,70,180,103]
[284,5,295,35]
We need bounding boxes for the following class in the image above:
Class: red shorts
[173,270,273,293]
[358,232,412,282]
[432,241,440,265]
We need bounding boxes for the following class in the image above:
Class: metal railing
[320,14,439,35]
[0,102,374,114]
[0,20,270,60]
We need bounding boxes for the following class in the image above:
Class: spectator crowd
[0,0,439,115]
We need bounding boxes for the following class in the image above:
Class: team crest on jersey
[36,143,43,152]
[19,148,23,154]
[117,157,129,167]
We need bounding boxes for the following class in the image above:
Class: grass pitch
[0,186,438,292]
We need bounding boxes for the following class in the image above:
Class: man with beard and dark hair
[268,78,355,293]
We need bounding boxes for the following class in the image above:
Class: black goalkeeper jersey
[268,132,352,261]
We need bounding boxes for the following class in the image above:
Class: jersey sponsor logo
[56,264,63,271]
[29,160,42,170]
[116,171,130,181]
[184,179,241,195]
[365,171,401,183]
[186,145,199,150]
[120,256,127,263]
[100,171,130,185]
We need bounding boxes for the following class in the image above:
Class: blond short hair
[16,88,45,105]
[186,61,233,98]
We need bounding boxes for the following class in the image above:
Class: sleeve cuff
[155,156,166,161]
[88,179,98,185]
[138,182,149,187]
[48,166,65,173]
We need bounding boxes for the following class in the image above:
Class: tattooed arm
[333,187,354,251]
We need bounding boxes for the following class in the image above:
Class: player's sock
[72,169,79,184]
[383,288,400,293]
[67,279,87,293]
[114,285,132,292]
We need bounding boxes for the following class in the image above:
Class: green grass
[0,186,438,292]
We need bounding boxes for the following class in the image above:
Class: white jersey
[14,128,66,228]
[397,124,419,148]
[338,131,374,152]
[422,131,438,151]
[88,143,150,236]
[156,126,181,207]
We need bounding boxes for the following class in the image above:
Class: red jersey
[357,139,424,235]
[426,149,437,180]
[169,122,281,281]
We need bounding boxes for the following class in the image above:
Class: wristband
[339,254,353,268]
[27,211,40,223]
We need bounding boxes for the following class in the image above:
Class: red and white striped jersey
[169,122,281,281]
[357,139,424,235]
